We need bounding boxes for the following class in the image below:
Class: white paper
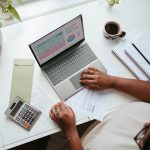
[31,84,56,122]
[66,88,109,121]
[132,32,150,62]
[31,85,89,125]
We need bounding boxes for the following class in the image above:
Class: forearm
[111,76,150,102]
[64,128,84,150]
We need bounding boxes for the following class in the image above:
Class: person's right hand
[50,102,76,134]
[80,67,115,90]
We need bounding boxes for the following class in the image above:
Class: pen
[131,42,150,65]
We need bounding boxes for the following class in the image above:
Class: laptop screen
[29,15,84,66]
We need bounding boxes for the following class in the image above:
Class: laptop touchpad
[70,72,83,90]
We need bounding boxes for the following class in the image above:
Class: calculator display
[10,101,23,117]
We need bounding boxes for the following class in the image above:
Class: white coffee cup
[103,21,126,40]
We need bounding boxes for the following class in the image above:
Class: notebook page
[132,32,150,62]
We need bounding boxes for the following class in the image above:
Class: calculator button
[21,120,25,125]
[18,113,23,118]
[30,113,34,117]
[24,118,28,121]
[22,116,25,119]
[15,117,20,122]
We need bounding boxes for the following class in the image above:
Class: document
[67,88,109,121]
[31,84,56,123]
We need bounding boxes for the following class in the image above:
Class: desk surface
[1,0,150,149]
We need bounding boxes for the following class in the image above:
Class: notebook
[112,32,150,81]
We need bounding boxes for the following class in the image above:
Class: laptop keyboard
[44,44,97,86]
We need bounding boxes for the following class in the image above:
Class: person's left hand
[50,102,76,134]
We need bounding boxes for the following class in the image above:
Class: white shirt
[82,102,150,150]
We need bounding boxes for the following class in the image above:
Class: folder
[9,59,34,105]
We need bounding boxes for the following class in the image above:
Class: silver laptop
[29,15,106,100]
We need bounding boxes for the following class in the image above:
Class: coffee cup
[103,21,126,40]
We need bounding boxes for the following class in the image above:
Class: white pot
[0,12,12,20]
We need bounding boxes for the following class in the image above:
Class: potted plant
[107,0,120,7]
[0,0,22,21]
[0,0,22,48]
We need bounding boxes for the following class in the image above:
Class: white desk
[2,0,96,27]
[1,0,150,149]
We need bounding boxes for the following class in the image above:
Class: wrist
[64,127,77,138]
[108,75,117,88]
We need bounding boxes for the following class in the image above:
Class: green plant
[0,0,22,21]
[107,0,120,7]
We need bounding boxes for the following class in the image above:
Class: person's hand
[80,67,114,90]
[50,102,76,134]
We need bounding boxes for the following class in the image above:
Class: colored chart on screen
[35,32,66,61]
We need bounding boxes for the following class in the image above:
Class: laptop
[29,15,106,100]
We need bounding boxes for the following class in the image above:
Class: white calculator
[5,96,41,130]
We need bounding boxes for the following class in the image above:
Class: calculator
[5,96,41,130]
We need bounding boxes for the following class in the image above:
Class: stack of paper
[112,32,150,81]
[125,44,150,78]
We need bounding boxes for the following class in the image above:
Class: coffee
[103,21,126,40]
[105,24,119,35]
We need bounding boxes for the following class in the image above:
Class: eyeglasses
[134,123,150,150]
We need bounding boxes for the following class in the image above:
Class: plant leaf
[107,0,115,7]
[7,5,21,21]
[107,0,119,7]
[115,0,119,4]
